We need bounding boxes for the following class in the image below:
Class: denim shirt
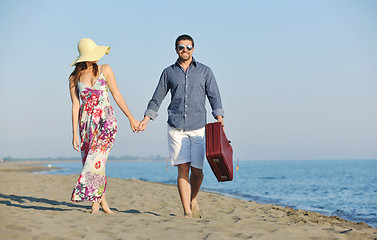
[145,58,224,131]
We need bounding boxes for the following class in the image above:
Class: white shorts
[167,125,205,169]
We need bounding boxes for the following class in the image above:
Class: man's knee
[190,167,203,179]
[177,163,191,178]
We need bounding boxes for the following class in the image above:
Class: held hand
[72,135,80,152]
[138,121,147,132]
[137,116,150,133]
[129,118,141,133]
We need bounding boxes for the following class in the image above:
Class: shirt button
[185,105,187,107]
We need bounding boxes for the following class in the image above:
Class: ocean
[40,159,377,228]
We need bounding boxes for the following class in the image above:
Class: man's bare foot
[191,200,201,218]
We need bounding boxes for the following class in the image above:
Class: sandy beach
[0,161,376,240]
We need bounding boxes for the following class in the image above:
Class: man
[139,34,224,218]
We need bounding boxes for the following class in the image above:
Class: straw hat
[69,38,110,67]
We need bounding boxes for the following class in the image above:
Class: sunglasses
[177,45,193,51]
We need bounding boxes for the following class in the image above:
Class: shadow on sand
[0,193,162,216]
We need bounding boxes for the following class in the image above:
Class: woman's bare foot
[91,202,101,214]
[102,206,114,214]
[181,212,192,218]
[100,197,114,214]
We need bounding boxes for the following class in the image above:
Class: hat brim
[69,46,110,67]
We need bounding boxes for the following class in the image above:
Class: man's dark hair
[175,34,194,48]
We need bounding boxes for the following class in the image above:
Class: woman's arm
[69,79,80,151]
[103,64,140,132]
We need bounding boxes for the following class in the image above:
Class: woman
[69,38,139,214]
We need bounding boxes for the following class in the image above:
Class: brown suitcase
[205,122,233,182]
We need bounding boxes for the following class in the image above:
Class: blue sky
[1,0,376,160]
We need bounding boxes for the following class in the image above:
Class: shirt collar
[174,57,197,68]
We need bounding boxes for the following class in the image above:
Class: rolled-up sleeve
[205,68,224,119]
[144,70,169,120]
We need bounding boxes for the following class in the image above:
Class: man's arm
[138,71,169,132]
[206,67,225,128]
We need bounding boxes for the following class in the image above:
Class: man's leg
[177,162,192,217]
[190,166,203,217]
[188,128,205,217]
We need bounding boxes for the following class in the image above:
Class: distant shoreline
[0,159,167,173]
[2,157,376,162]
[0,156,168,162]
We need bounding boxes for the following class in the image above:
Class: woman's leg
[100,195,114,214]
[91,202,100,214]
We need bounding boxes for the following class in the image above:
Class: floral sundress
[71,69,117,202]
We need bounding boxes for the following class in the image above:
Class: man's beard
[179,54,191,62]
